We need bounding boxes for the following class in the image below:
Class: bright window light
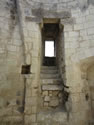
[45,41,54,57]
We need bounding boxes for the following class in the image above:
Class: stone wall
[41,85,64,108]
[0,0,24,124]
[87,65,94,121]
[56,27,65,82]
[63,4,94,124]
[0,0,94,125]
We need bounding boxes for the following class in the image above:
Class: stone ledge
[42,85,63,91]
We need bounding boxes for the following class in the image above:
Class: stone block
[31,57,40,74]
[86,15,94,21]
[42,91,48,96]
[7,45,16,52]
[24,106,32,115]
[71,93,80,103]
[31,114,37,123]
[13,40,22,46]
[58,93,63,98]
[0,48,4,54]
[32,49,39,57]
[44,96,50,102]
[87,28,94,35]
[53,112,67,122]
[31,123,38,125]
[89,8,94,14]
[32,106,37,114]
[26,54,31,64]
[25,97,37,106]
[49,97,59,107]
[37,111,67,123]
[26,88,32,97]
[4,116,23,124]
[84,21,94,29]
[49,91,53,96]
[49,93,52,97]
[31,88,38,97]
[42,79,61,84]
[0,108,12,117]
[76,17,85,24]
[24,30,28,37]
[64,25,73,31]
[42,85,63,91]
[74,24,84,30]
[44,102,49,107]
[25,115,32,125]
[91,91,94,100]
[69,31,79,37]
[52,91,59,96]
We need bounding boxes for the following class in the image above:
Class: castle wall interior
[0,0,94,125]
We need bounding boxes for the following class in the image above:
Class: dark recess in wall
[21,65,31,74]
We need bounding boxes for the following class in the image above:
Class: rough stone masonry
[0,0,94,125]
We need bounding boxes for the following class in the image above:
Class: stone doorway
[42,22,60,66]
[39,19,66,109]
[37,19,68,125]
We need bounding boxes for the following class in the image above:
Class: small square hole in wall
[21,65,31,74]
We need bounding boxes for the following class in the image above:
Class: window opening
[45,41,55,57]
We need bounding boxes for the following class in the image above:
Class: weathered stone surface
[32,8,71,19]
[49,97,59,107]
[32,106,37,114]
[42,91,48,96]
[52,91,59,96]
[44,102,49,107]
[0,0,94,125]
[37,111,67,123]
[42,85,63,91]
[44,96,50,102]
[41,79,61,84]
